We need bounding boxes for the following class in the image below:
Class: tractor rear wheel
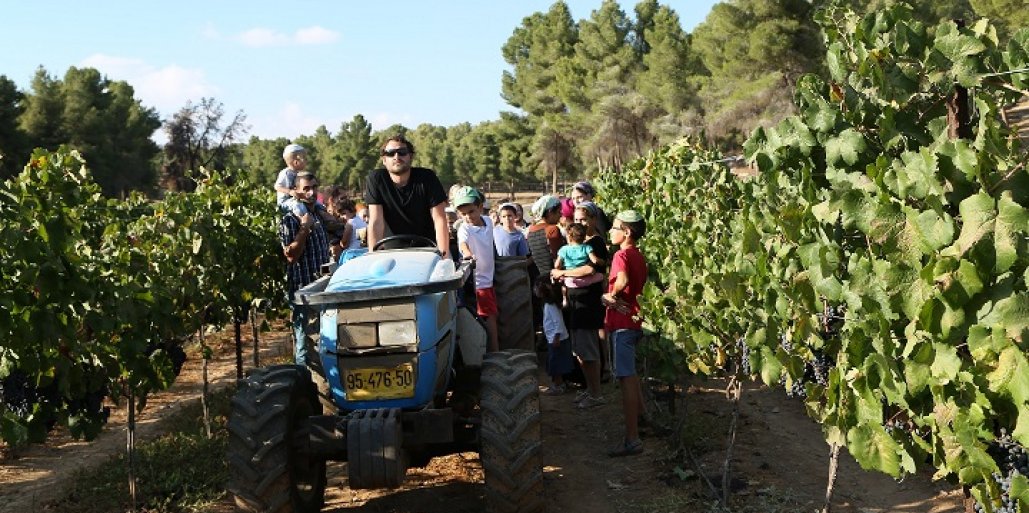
[227,365,326,513]
[480,350,543,513]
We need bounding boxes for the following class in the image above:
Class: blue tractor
[227,236,542,513]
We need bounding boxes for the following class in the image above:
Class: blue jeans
[612,329,643,378]
[292,305,310,366]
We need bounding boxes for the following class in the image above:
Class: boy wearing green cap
[454,186,499,352]
[603,210,648,457]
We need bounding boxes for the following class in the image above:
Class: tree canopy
[17,67,160,196]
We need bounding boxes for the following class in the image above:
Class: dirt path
[245,363,965,513]
[2,333,965,513]
[0,330,292,513]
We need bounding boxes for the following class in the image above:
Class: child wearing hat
[275,143,326,217]
[603,210,648,457]
[276,144,309,215]
[455,186,500,352]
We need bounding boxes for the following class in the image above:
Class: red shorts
[475,287,498,317]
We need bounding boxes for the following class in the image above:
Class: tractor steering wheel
[372,234,439,253]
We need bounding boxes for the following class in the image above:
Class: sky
[0,1,718,142]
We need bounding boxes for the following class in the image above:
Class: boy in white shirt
[454,186,499,352]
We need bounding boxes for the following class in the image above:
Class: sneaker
[542,384,567,396]
[577,394,606,409]
[608,438,644,457]
[573,390,591,403]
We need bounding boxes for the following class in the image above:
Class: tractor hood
[326,249,442,293]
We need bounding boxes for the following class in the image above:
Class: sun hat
[531,195,561,218]
[452,186,484,208]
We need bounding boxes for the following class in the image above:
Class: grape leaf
[825,129,867,168]
[848,423,902,477]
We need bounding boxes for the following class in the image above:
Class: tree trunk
[821,443,841,513]
[250,308,260,369]
[199,327,212,439]
[234,314,243,381]
[126,386,138,512]
[721,378,742,508]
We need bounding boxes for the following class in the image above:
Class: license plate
[343,364,415,400]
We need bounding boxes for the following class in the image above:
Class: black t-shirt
[363,167,447,241]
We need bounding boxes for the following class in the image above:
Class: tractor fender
[455,307,487,367]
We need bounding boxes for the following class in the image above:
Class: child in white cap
[275,143,314,216]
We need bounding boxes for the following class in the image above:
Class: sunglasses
[381,147,411,157]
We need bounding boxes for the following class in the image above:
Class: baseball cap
[531,195,561,218]
[452,186,483,208]
[282,143,305,158]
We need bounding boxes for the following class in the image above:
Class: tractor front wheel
[227,365,326,513]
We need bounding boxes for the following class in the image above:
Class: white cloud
[236,28,290,48]
[294,26,340,45]
[232,26,340,48]
[249,102,343,140]
[369,112,416,132]
[201,22,221,40]
[79,53,218,112]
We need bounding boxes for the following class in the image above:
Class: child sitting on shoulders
[535,277,573,395]
[275,144,323,216]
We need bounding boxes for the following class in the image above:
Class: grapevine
[0,148,285,447]
[597,4,1028,509]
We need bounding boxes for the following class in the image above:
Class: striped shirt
[279,213,330,299]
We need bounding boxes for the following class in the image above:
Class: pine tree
[501,1,578,116]
[0,75,27,180]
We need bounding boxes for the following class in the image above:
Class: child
[603,210,649,457]
[535,277,574,395]
[554,223,601,283]
[454,186,499,353]
[346,201,368,249]
[324,188,358,252]
[494,203,529,257]
[275,144,314,216]
[558,197,576,238]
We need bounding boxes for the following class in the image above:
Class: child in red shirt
[602,210,648,457]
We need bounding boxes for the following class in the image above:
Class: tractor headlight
[377,320,417,347]
[338,323,377,348]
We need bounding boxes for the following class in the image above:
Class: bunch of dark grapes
[0,370,38,419]
[146,340,188,377]
[780,373,807,398]
[1,370,61,437]
[779,335,793,353]
[777,336,807,398]
[736,338,751,376]
[811,352,834,387]
[974,432,1028,513]
[66,385,110,424]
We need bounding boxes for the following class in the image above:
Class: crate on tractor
[227,236,542,513]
